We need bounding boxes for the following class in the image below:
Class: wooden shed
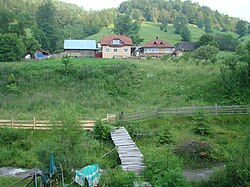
[64,40,98,58]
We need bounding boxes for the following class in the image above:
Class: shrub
[146,55,152,60]
[5,73,21,95]
[61,55,73,74]
[161,54,170,61]
[157,125,173,145]
[99,167,138,187]
[192,45,219,63]
[143,147,185,187]
[0,128,26,145]
[93,120,112,143]
[123,121,142,139]
[192,111,211,136]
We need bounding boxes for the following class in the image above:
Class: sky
[61,0,250,22]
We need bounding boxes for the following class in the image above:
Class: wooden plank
[119,153,143,157]
[0,120,12,123]
[80,123,95,127]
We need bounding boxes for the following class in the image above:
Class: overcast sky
[61,0,250,22]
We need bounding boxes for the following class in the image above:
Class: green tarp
[74,164,101,187]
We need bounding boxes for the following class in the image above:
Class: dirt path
[183,166,224,181]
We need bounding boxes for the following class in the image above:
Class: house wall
[64,50,96,57]
[102,46,131,58]
[144,47,174,56]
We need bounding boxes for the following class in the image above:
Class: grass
[86,22,238,45]
[1,114,249,186]
[0,57,231,119]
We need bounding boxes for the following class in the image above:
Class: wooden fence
[120,104,250,122]
[0,114,116,131]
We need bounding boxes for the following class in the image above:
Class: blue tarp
[74,164,101,187]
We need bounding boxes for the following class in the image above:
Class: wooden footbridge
[110,127,145,175]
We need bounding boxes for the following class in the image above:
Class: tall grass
[0,57,247,119]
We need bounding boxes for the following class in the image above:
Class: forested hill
[0,0,117,52]
[0,0,249,58]
[118,0,242,32]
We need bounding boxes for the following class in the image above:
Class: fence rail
[0,114,117,131]
[0,118,95,131]
[120,105,250,122]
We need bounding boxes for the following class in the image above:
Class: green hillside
[86,22,204,45]
[1,57,248,120]
[87,22,245,45]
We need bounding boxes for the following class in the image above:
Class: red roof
[144,38,174,48]
[100,36,133,45]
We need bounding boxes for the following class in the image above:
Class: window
[124,48,128,53]
[164,48,173,53]
[105,48,110,53]
[144,48,159,53]
[111,39,121,45]
[113,48,118,53]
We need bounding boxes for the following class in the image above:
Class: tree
[215,33,240,51]
[235,20,248,38]
[181,25,191,42]
[131,9,143,22]
[236,41,250,81]
[198,34,218,47]
[22,28,41,56]
[113,13,143,45]
[204,17,213,33]
[193,45,219,63]
[0,34,25,62]
[0,8,15,34]
[36,0,56,52]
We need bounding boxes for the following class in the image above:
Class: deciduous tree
[235,20,248,38]
[0,34,25,62]
[113,13,143,45]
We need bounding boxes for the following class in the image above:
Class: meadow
[0,57,231,120]
[86,21,250,45]
[0,56,249,186]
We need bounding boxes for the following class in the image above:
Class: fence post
[118,112,124,126]
[192,104,195,114]
[33,117,36,130]
[11,117,14,127]
[215,103,218,115]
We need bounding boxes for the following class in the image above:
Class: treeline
[118,0,249,33]
[0,0,117,60]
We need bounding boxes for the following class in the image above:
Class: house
[143,37,175,57]
[100,36,133,59]
[64,40,98,58]
[171,49,183,57]
[175,42,197,52]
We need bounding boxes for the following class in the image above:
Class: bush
[192,111,211,136]
[192,45,219,63]
[5,73,21,95]
[161,54,170,61]
[123,121,142,139]
[93,120,112,143]
[143,147,185,187]
[0,128,26,145]
[157,125,173,145]
[99,167,138,187]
